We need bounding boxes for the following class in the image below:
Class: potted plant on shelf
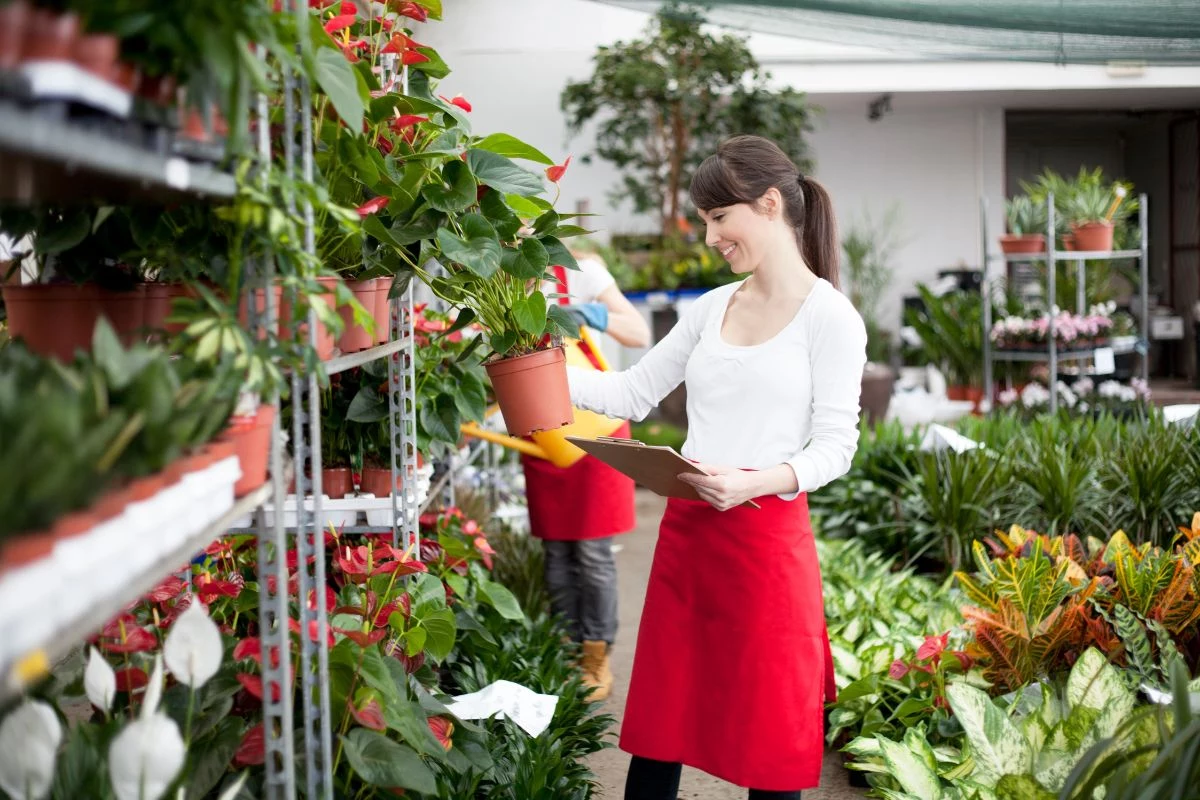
[1067,181,1130,253]
[904,285,984,411]
[999,195,1047,254]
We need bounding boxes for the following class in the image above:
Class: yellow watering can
[460,327,627,468]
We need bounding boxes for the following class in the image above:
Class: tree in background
[561,1,816,239]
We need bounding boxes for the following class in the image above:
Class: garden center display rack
[980,193,1151,414]
[0,23,427,800]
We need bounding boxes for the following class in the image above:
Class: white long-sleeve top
[568,278,867,500]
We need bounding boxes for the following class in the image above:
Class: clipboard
[565,436,761,510]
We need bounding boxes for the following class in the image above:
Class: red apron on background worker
[521,252,650,701]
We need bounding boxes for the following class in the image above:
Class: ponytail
[798,176,840,289]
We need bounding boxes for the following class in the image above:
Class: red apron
[521,421,636,541]
[620,493,836,791]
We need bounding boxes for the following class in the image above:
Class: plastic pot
[95,285,147,346]
[143,283,173,334]
[74,32,118,81]
[0,1,32,69]
[337,278,379,353]
[321,467,353,500]
[998,234,1046,255]
[2,283,102,361]
[360,466,399,498]
[221,404,276,497]
[1070,222,1114,252]
[279,277,339,361]
[373,277,393,344]
[21,9,77,63]
[484,346,573,436]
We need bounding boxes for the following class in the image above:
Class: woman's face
[699,197,778,275]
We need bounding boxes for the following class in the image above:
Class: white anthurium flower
[85,646,117,713]
[142,653,164,720]
[163,600,222,689]
[108,711,186,800]
[0,699,63,800]
[216,773,249,800]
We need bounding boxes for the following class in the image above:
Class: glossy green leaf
[479,579,524,621]
[340,729,437,793]
[422,160,476,213]
[315,47,365,133]
[467,149,544,196]
[502,237,549,280]
[436,215,501,278]
[512,292,547,335]
[541,235,579,270]
[474,133,554,165]
[420,608,457,661]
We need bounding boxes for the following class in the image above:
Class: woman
[521,247,650,701]
[567,135,866,799]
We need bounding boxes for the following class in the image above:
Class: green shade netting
[591,1,1200,64]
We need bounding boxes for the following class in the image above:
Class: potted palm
[999,195,1047,254]
[1067,183,1129,253]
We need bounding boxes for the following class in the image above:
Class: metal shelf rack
[980,193,1150,414]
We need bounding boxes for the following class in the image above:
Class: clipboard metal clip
[596,435,642,445]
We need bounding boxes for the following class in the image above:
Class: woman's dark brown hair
[689,134,839,289]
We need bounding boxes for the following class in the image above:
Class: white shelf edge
[323,335,413,375]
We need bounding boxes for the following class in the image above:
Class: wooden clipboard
[564,436,761,510]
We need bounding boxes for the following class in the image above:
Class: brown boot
[580,640,614,701]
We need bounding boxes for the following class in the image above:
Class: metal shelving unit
[981,193,1150,414]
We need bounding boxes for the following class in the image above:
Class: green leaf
[502,237,549,280]
[453,371,488,423]
[479,579,525,621]
[480,190,522,239]
[410,47,450,79]
[512,292,547,335]
[359,646,400,703]
[347,386,388,423]
[419,607,457,660]
[34,210,90,254]
[187,719,245,799]
[541,235,579,270]
[545,304,579,339]
[422,160,476,213]
[382,700,450,760]
[467,149,545,196]
[946,682,1032,787]
[315,47,365,133]
[489,330,517,356]
[996,775,1055,800]
[878,735,942,799]
[419,393,460,445]
[474,133,554,164]
[552,224,594,239]
[504,193,550,218]
[532,210,559,236]
[404,626,427,656]
[340,729,438,793]
[436,215,501,278]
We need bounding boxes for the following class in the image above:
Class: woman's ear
[758,187,783,220]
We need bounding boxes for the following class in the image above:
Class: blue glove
[561,302,609,332]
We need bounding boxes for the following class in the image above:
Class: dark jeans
[542,537,618,643]
[625,756,802,800]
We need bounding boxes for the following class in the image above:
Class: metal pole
[980,197,993,413]
[1140,193,1150,384]
[1048,194,1058,414]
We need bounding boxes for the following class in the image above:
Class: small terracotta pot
[279,276,340,361]
[360,466,400,498]
[0,1,32,69]
[138,73,177,107]
[95,482,137,521]
[321,467,353,500]
[52,509,99,542]
[337,278,379,353]
[74,32,118,81]
[237,283,284,339]
[129,471,168,502]
[2,283,102,362]
[21,9,78,63]
[1061,234,1077,251]
[162,282,203,335]
[113,61,140,93]
[96,285,147,346]
[998,234,1046,255]
[947,385,985,415]
[373,277,393,344]
[0,532,54,573]
[484,346,573,436]
[142,283,173,333]
[1071,221,1114,253]
[220,405,276,497]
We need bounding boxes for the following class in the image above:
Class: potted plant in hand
[999,195,1047,254]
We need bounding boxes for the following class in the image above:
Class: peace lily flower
[163,601,222,689]
[85,646,117,713]
[109,655,185,800]
[0,699,62,800]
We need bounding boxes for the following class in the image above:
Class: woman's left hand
[678,465,762,512]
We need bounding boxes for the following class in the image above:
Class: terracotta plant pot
[74,32,118,81]
[138,73,177,107]
[163,282,202,335]
[95,285,147,346]
[238,283,284,339]
[360,466,399,498]
[279,277,339,361]
[373,277,393,344]
[337,278,379,354]
[321,467,353,500]
[484,346,573,436]
[2,283,102,361]
[0,1,32,69]
[1070,221,1114,253]
[221,404,276,497]
[21,9,78,63]
[1061,234,1077,251]
[0,532,54,573]
[95,481,137,521]
[947,385,985,414]
[128,471,168,502]
[143,283,173,333]
[52,509,99,542]
[998,234,1046,255]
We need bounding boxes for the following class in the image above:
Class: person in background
[568,135,867,798]
[521,246,650,701]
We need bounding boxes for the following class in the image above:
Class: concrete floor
[586,491,867,800]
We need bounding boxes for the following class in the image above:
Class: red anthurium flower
[204,539,234,559]
[462,519,480,535]
[340,0,357,12]
[546,156,571,184]
[950,650,974,670]
[887,659,910,680]
[100,625,159,654]
[474,537,495,569]
[439,94,471,113]
[234,724,266,767]
[196,572,244,602]
[337,628,388,647]
[374,598,407,627]
[376,136,394,156]
[401,50,429,65]
[236,673,265,701]
[115,667,149,693]
[307,586,337,612]
[233,637,262,663]
[350,698,387,731]
[394,1,428,22]
[356,196,390,217]
[324,14,356,34]
[288,617,336,648]
[380,17,394,31]
[427,716,454,750]
[146,576,187,603]
[916,631,950,663]
[380,31,428,54]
